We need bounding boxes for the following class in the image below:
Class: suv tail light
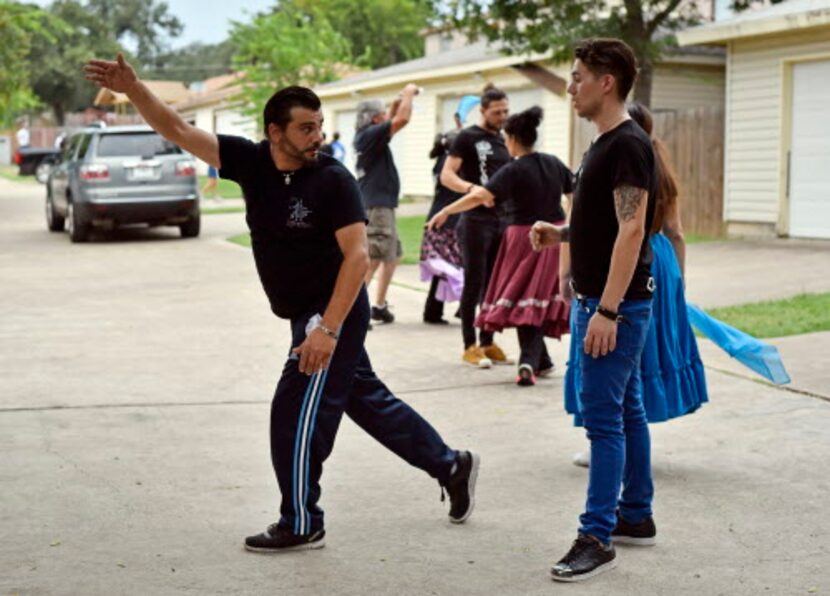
[14,152,22,165]
[79,164,110,181]
[176,160,196,177]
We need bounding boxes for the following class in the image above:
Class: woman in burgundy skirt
[427,106,573,386]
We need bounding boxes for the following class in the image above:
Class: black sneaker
[550,534,617,582]
[423,316,449,325]
[612,511,657,546]
[371,304,395,324]
[244,523,326,553]
[516,364,536,386]
[443,450,480,524]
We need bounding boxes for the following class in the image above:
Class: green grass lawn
[227,233,252,248]
[398,214,427,265]
[707,293,830,339]
[203,206,245,215]
[0,165,38,184]
[198,175,242,199]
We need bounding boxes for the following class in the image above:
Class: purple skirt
[420,226,464,303]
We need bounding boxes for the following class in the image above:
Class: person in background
[440,84,512,369]
[330,132,346,163]
[421,131,463,325]
[16,121,30,149]
[354,85,418,326]
[428,107,573,386]
[318,132,334,156]
[201,164,220,198]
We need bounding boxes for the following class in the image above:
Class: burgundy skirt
[475,224,570,338]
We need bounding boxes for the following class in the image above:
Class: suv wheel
[67,201,90,243]
[180,214,200,238]
[35,161,53,184]
[45,191,65,232]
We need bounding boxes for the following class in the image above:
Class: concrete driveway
[2,178,829,596]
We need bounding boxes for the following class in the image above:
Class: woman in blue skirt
[564,102,708,466]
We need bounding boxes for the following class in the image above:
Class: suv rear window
[96,133,182,157]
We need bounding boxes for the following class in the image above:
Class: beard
[483,118,503,133]
[279,137,320,165]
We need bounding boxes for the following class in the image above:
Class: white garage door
[789,59,830,239]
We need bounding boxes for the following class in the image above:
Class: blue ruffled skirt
[564,233,708,425]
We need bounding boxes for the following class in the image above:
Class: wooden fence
[653,106,725,237]
[572,105,725,237]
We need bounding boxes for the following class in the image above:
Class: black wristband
[596,305,621,323]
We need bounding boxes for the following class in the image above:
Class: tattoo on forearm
[614,185,646,223]
[559,226,570,242]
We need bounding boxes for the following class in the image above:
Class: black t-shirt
[569,120,657,300]
[218,135,367,319]
[449,125,510,218]
[354,121,400,209]
[485,153,573,225]
[428,152,462,224]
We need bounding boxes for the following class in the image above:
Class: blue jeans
[575,297,654,544]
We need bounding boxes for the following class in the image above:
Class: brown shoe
[482,342,514,365]
[462,345,493,368]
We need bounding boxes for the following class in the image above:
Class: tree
[0,2,61,127]
[27,0,124,124]
[447,0,705,106]
[286,0,434,69]
[230,8,351,126]
[86,0,183,65]
[147,40,237,84]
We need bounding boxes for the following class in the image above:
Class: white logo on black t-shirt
[287,197,312,229]
[474,140,494,184]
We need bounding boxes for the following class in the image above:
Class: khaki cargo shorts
[366,206,403,262]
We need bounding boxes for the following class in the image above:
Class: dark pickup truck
[15,146,62,182]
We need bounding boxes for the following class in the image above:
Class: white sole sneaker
[449,452,480,524]
[611,535,656,547]
[551,558,618,582]
[244,538,326,554]
[572,452,590,468]
[478,357,493,369]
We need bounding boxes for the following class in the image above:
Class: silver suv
[45,125,200,242]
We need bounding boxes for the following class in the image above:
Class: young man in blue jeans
[531,38,658,582]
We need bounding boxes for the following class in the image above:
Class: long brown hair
[627,102,679,234]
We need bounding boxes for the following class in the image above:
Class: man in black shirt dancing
[85,53,479,553]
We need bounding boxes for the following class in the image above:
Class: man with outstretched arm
[354,86,417,325]
[529,39,658,582]
[84,54,480,553]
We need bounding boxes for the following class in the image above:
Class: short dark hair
[481,83,507,108]
[574,38,637,101]
[262,86,321,132]
[504,106,543,148]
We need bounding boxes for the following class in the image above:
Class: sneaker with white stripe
[244,524,326,553]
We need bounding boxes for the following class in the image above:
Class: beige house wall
[652,63,726,110]
[320,63,573,198]
[724,27,830,232]
[320,59,721,199]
